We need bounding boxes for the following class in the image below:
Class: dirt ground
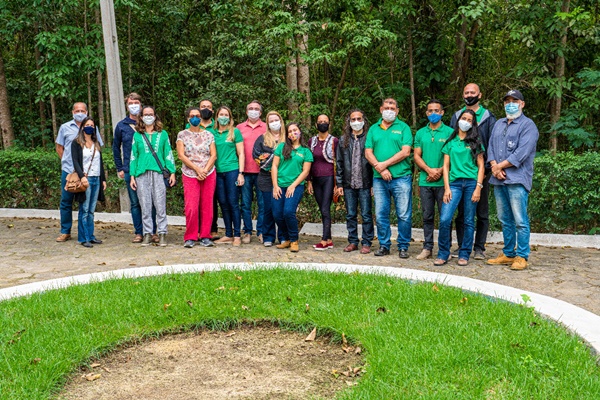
[58,325,363,400]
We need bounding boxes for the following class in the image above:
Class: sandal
[433,258,448,266]
[458,258,469,266]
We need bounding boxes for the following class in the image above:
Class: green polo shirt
[273,143,314,187]
[213,127,243,173]
[414,123,454,187]
[442,136,483,182]
[364,118,413,179]
[459,105,487,123]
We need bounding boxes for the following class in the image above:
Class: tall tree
[0,47,15,148]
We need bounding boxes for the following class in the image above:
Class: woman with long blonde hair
[213,106,245,246]
[252,110,285,247]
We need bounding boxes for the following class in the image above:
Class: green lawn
[1,268,599,399]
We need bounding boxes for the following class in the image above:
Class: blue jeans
[438,179,478,261]
[494,184,531,259]
[125,172,156,235]
[261,190,286,244]
[59,170,75,234]
[216,169,241,238]
[78,176,100,243]
[272,185,305,242]
[373,176,412,250]
[240,173,264,236]
[344,187,373,246]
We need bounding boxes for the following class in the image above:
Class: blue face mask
[505,103,520,115]
[427,113,442,124]
[83,126,95,135]
[189,116,201,127]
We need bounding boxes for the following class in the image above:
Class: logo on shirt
[392,130,402,135]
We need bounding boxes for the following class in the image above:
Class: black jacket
[71,140,106,203]
[335,131,373,189]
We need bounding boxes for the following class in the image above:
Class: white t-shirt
[82,146,101,177]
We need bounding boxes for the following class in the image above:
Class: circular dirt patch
[60,326,363,399]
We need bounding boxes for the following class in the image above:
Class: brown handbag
[65,146,96,193]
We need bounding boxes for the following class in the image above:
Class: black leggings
[312,175,334,241]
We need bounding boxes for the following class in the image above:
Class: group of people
[55,83,539,271]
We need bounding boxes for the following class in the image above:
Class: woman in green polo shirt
[434,109,485,266]
[212,106,245,247]
[271,123,314,252]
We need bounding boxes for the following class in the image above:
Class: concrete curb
[0,262,598,357]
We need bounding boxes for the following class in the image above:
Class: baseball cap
[503,89,524,101]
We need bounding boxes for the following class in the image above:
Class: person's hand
[443,189,452,204]
[81,176,89,185]
[374,161,387,174]
[273,186,282,200]
[380,169,392,182]
[237,173,245,187]
[196,167,207,181]
[117,170,125,179]
[427,168,442,182]
[491,164,507,179]
[472,187,481,202]
[307,181,314,195]
[169,174,176,187]
[130,176,137,191]
[102,181,107,190]
[285,185,296,198]
[335,187,344,197]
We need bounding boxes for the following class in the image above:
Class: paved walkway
[1,216,599,316]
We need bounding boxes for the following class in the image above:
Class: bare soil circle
[59,325,364,399]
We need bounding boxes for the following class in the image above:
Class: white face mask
[350,121,364,131]
[458,120,472,132]
[73,112,87,123]
[382,109,396,122]
[128,104,141,116]
[268,120,281,131]
[247,109,260,120]
[142,116,156,126]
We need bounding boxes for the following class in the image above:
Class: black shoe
[374,247,390,257]
[90,239,103,245]
[81,241,93,248]
[399,249,409,259]
[199,238,215,247]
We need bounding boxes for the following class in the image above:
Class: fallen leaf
[163,303,171,311]
[305,303,310,313]
[97,262,106,266]
[353,367,362,374]
[241,305,249,310]
[84,373,101,381]
[186,300,193,308]
[279,342,285,347]
[156,260,164,266]
[102,366,111,373]
[215,286,225,291]
[432,284,439,292]
[7,224,14,228]
[305,327,317,341]
[225,332,236,337]
[342,333,348,345]
[376,307,387,313]
[320,349,327,353]
[90,363,101,368]
[342,346,352,353]
[286,296,292,302]
[346,381,358,386]
[355,347,362,354]
[229,287,238,291]
[460,297,468,304]
[129,263,137,266]
[341,371,350,377]
[30,358,41,365]
[235,275,242,280]
[270,330,280,335]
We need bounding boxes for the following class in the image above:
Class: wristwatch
[477,182,484,189]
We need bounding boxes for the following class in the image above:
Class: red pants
[183,172,216,241]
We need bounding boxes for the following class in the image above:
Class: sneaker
[276,241,291,249]
[398,249,409,259]
[184,240,196,248]
[199,238,215,247]
[215,236,233,244]
[344,244,358,252]
[81,241,93,248]
[242,234,251,244]
[233,237,242,247]
[374,247,390,257]
[326,241,334,249]
[141,234,152,246]
[56,234,71,242]
[159,234,167,247]
[290,241,299,252]
[510,256,528,270]
[90,239,103,245]
[487,253,515,265]
[314,242,329,251]
[473,250,486,260]
[152,234,160,244]
[416,249,432,260]
[258,234,263,244]
[211,232,221,240]
[360,245,371,254]
[264,241,273,247]
[450,249,460,258]
[132,234,143,243]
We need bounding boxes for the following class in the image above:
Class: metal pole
[100,0,125,132]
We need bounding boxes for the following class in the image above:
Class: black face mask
[200,108,213,120]
[316,123,329,133]
[464,96,479,106]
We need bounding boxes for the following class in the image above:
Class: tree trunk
[104,70,110,144]
[128,5,132,90]
[331,55,351,127]
[34,30,48,147]
[296,33,311,129]
[407,24,417,128]
[0,49,15,149]
[95,8,106,143]
[50,95,58,140]
[285,38,299,121]
[550,0,570,155]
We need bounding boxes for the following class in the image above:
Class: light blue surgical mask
[427,113,442,124]
[505,103,520,115]
[458,120,472,132]
[128,104,141,116]
[73,112,87,123]
[218,116,230,125]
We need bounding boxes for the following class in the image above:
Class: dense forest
[0,0,599,152]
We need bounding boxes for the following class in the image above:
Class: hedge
[0,149,598,234]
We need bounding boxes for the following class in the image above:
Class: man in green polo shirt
[365,98,413,258]
[449,83,497,260]
[414,99,453,260]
